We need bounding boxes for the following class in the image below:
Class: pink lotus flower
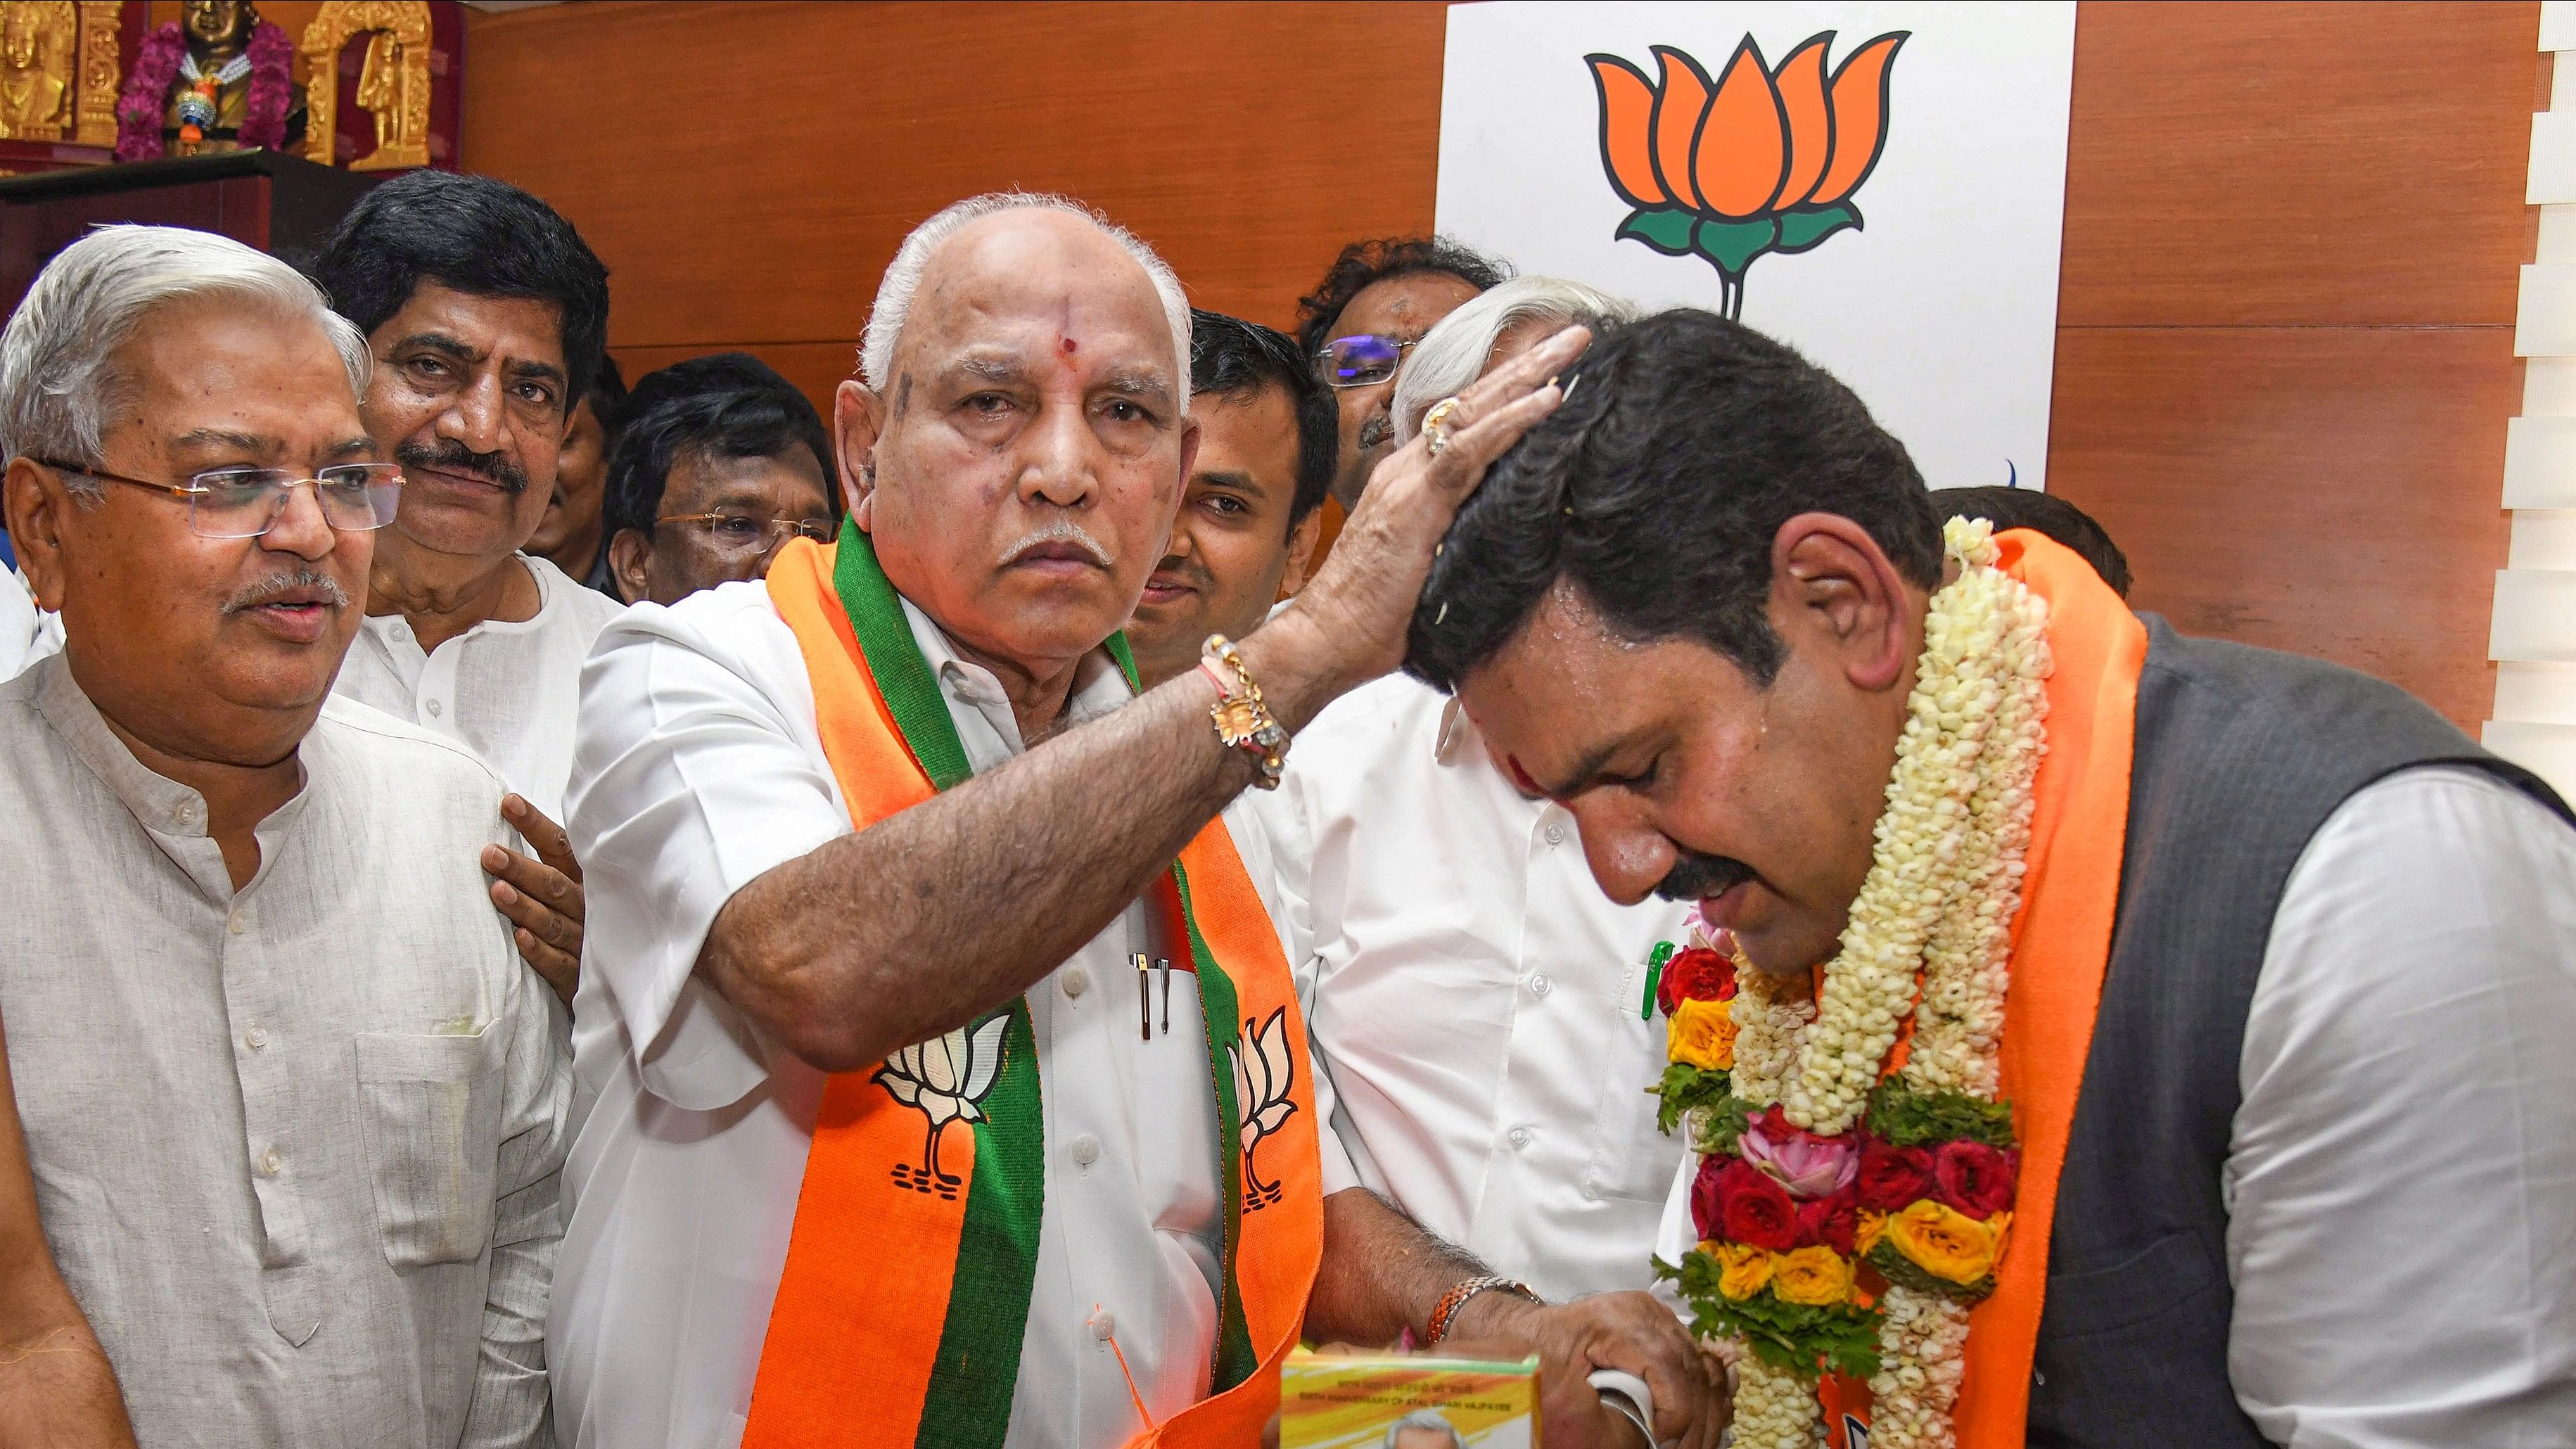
[1740,1106,1859,1201]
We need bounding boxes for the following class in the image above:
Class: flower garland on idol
[1651,519,2053,1448]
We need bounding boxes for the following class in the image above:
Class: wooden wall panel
[2050,326,2518,725]
[464,0,2534,731]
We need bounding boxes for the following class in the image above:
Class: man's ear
[834,378,886,525]
[6,457,77,612]
[1278,507,1325,597]
[1766,511,1915,694]
[605,526,651,606]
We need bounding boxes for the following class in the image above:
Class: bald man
[547,196,1666,1448]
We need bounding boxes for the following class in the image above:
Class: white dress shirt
[1252,672,1690,1303]
[0,655,570,1448]
[1652,765,2576,1443]
[334,553,622,819]
[552,578,1300,1449]
[0,563,60,681]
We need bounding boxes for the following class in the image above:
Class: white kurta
[1652,765,2576,1443]
[333,554,622,820]
[550,577,1299,1449]
[1246,672,1690,1303]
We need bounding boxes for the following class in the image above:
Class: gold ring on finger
[1422,395,1467,457]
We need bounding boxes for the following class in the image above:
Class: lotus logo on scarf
[1228,1007,1299,1210]
[1586,31,1906,320]
[875,1014,1009,1201]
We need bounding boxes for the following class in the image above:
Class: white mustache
[997,518,1113,569]
[222,568,350,613]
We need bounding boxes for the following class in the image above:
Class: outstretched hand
[1266,323,1591,701]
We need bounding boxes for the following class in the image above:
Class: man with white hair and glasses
[550,193,1703,1448]
[0,225,569,1444]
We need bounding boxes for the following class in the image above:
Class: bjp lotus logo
[876,1014,1009,1200]
[1228,1007,1299,1210]
[1588,32,1906,319]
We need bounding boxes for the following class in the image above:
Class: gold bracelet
[1200,633,1288,789]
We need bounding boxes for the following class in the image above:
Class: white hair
[1383,1410,1465,1449]
[858,191,1192,405]
[0,224,370,501]
[1391,274,1640,441]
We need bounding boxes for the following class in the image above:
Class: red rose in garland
[1689,1153,1728,1240]
[1793,1189,1858,1254]
[1714,1158,1799,1251]
[1656,945,1738,1016]
[1932,1140,2019,1218]
[1857,1135,1937,1211]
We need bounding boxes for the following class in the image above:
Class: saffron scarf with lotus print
[741,527,1324,1449]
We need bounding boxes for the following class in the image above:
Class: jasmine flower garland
[1685,518,2053,1449]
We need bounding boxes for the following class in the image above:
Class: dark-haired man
[1123,309,1333,688]
[1295,237,1509,510]
[1410,309,2576,1444]
[525,355,627,595]
[599,352,836,606]
[1937,484,2131,599]
[308,168,616,1001]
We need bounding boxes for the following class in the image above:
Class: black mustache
[1358,411,1394,449]
[397,438,528,494]
[1654,851,1756,903]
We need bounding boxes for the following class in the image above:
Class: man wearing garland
[549,193,1705,1448]
[1407,309,2576,1446]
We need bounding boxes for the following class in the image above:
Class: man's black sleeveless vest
[2022,617,2571,1444]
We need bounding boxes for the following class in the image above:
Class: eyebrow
[171,428,278,458]
[504,357,569,390]
[948,355,1026,386]
[387,331,481,362]
[1101,369,1175,407]
[1536,740,1625,802]
[1191,466,1274,497]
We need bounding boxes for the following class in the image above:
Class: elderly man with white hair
[1253,279,1704,1444]
[546,196,1691,1448]
[0,224,569,1444]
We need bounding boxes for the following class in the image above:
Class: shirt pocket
[1581,1006,1681,1204]
[352,1026,502,1273]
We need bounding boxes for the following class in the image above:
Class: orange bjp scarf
[741,530,1324,1449]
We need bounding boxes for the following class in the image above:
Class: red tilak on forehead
[1060,336,1078,353]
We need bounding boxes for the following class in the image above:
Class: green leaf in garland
[1614,208,1700,255]
[1693,216,1779,278]
[1866,1080,2017,1150]
[1652,1064,1738,1136]
[1776,203,1862,254]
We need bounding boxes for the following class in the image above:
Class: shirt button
[390,623,409,642]
[1070,1133,1101,1167]
[1090,1309,1117,1340]
[1507,1126,1533,1151]
[175,801,198,826]
[259,1147,282,1175]
[426,698,444,718]
[1543,823,1567,845]
[244,1026,267,1051]
[1530,973,1553,997]
[227,910,247,935]
[1062,966,1090,1000]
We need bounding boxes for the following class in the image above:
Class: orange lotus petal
[1694,37,1790,219]
[1771,34,1834,209]
[1807,32,1906,208]
[1588,54,1667,208]
[1650,46,1713,212]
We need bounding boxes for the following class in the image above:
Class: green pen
[1640,940,1676,1020]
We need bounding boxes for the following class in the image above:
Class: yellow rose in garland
[1884,1199,2010,1287]
[1666,996,1737,1071]
[1706,1240,1773,1301]
[1768,1244,1855,1306]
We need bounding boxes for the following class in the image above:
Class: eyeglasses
[37,459,404,538]
[1316,333,1419,389]
[656,513,839,553]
